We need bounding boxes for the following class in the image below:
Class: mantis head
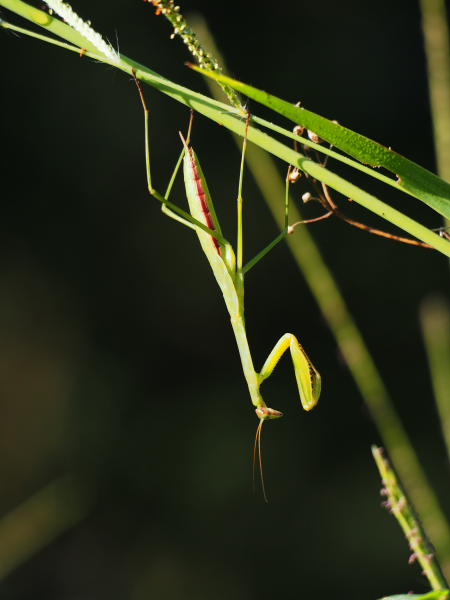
[255,406,283,420]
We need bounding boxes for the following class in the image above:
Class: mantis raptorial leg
[133,72,321,501]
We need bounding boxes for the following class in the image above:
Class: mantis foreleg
[252,332,321,500]
[259,333,321,412]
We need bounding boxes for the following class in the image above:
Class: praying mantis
[133,72,321,500]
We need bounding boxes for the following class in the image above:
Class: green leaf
[2,0,450,255]
[191,68,450,221]
[379,591,450,600]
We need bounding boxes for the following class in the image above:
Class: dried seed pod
[288,168,302,183]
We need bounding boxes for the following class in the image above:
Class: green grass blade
[2,0,450,255]
[191,67,450,221]
[420,0,450,184]
[420,297,450,462]
[0,0,102,54]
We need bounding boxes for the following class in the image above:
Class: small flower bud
[293,125,305,137]
[397,497,406,511]
[307,130,321,144]
[288,168,302,183]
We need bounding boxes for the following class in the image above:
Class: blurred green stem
[420,0,450,184]
[190,13,450,580]
[420,297,450,461]
[0,477,92,579]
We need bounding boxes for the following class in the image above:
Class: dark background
[1,0,449,598]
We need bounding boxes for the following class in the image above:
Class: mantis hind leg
[132,70,221,237]
[259,333,321,412]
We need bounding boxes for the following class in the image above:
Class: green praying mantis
[133,72,321,500]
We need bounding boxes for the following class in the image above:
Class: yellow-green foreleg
[259,333,321,412]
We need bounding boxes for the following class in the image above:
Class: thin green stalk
[372,446,448,592]
[420,297,450,462]
[420,0,450,183]
[242,230,287,274]
[189,13,450,580]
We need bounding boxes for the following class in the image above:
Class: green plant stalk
[142,0,242,110]
[420,297,450,461]
[0,476,92,579]
[420,0,450,184]
[372,446,448,592]
[189,14,450,581]
[1,2,450,256]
